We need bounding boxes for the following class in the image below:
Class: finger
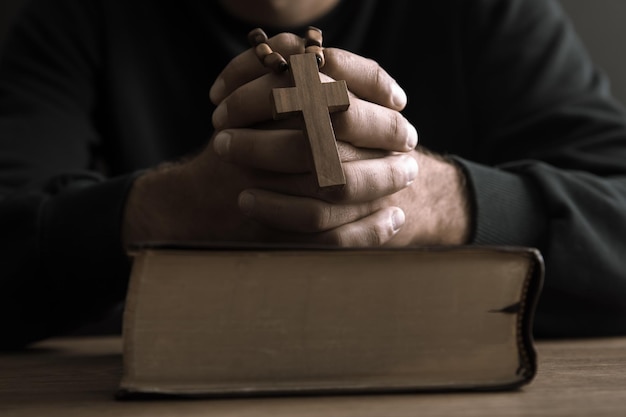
[211,70,356,131]
[316,71,416,151]
[213,72,417,152]
[253,153,418,204]
[313,206,406,247]
[212,71,284,130]
[322,48,407,111]
[321,153,418,203]
[210,32,305,104]
[332,97,418,152]
[238,189,373,233]
[213,129,308,173]
[213,127,390,172]
[210,42,409,114]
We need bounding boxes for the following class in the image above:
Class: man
[1,0,626,348]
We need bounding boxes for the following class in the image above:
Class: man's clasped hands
[122,31,471,249]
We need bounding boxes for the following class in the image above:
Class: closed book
[118,243,543,398]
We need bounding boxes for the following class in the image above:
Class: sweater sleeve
[459,0,626,337]
[0,0,133,349]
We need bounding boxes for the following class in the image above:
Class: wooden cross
[271,53,350,188]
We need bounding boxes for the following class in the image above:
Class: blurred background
[558,0,626,107]
[2,0,626,105]
[0,0,625,335]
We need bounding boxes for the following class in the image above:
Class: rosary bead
[247,28,268,46]
[305,26,323,48]
[248,26,324,73]
[264,52,289,72]
[305,45,325,68]
[255,42,273,62]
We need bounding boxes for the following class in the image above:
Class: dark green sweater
[2,0,626,347]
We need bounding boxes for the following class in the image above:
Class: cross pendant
[271,53,350,188]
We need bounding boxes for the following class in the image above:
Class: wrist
[121,163,192,247]
[404,148,472,245]
[439,154,473,244]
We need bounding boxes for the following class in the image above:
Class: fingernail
[212,102,228,130]
[406,157,418,185]
[406,123,418,150]
[391,209,405,232]
[391,82,407,109]
[213,131,231,159]
[209,77,225,104]
[238,191,255,215]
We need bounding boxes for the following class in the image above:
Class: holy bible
[118,244,543,398]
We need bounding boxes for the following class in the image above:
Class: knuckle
[388,154,414,190]
[390,112,404,139]
[389,157,406,189]
[372,62,385,89]
[365,226,385,247]
[375,218,396,245]
[364,59,387,93]
[385,112,414,152]
[340,224,384,247]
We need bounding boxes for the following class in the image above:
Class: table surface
[1,335,625,417]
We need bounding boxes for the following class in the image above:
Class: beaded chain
[247,26,326,73]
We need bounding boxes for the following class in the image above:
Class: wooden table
[1,336,625,416]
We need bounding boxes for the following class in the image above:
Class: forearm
[459,158,626,337]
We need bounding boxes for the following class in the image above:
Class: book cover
[118,244,543,398]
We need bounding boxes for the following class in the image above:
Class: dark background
[2,0,626,106]
[1,0,625,335]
